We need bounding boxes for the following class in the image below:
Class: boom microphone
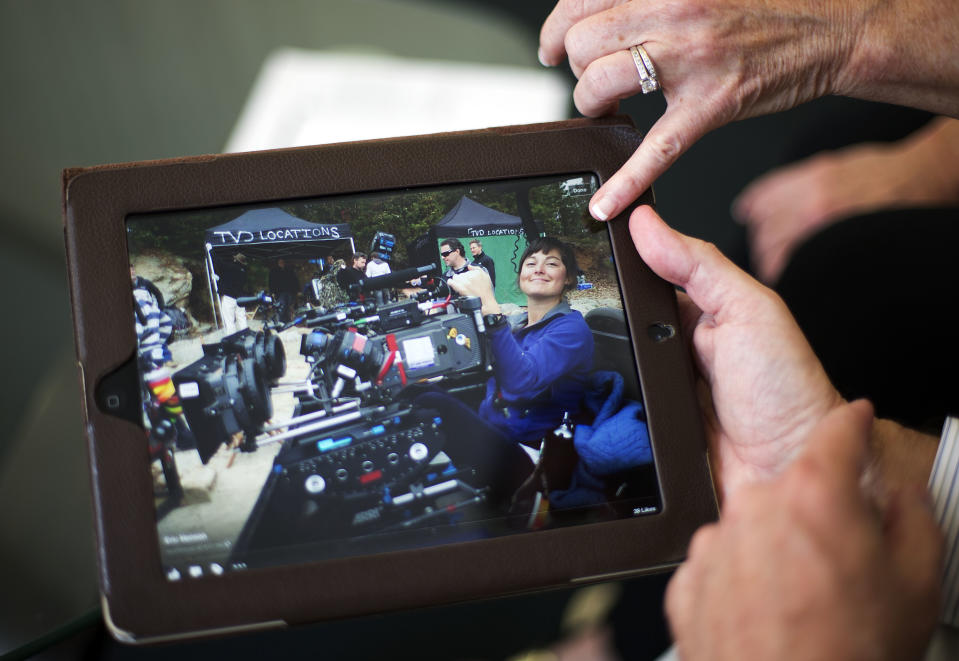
[357,263,438,292]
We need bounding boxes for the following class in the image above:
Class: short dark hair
[352,251,367,262]
[517,237,579,293]
[440,238,465,257]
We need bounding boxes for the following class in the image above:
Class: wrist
[480,298,501,317]
[837,0,959,117]
[870,417,939,492]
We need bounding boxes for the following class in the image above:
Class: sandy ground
[154,321,311,569]
[567,275,623,314]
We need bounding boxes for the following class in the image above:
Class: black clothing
[217,259,248,298]
[776,207,959,431]
[471,251,496,288]
[269,265,300,321]
[336,266,365,298]
[269,265,299,296]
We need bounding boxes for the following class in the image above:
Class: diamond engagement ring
[629,44,660,94]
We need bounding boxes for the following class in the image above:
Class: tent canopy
[203,207,354,328]
[205,207,352,260]
[433,196,537,238]
[429,196,541,307]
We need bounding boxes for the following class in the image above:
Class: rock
[132,253,193,308]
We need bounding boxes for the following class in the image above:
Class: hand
[446,268,500,315]
[539,0,862,221]
[665,401,944,661]
[629,206,843,500]
[735,117,959,283]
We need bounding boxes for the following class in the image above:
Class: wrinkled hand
[630,206,843,500]
[539,0,862,221]
[735,117,959,283]
[665,401,943,661]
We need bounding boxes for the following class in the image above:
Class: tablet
[62,117,717,643]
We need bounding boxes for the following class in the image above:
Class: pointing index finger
[591,104,711,221]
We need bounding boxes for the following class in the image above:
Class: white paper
[225,48,571,152]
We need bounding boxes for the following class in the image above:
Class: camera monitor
[64,118,717,642]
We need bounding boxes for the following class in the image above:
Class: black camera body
[174,328,285,463]
[301,310,485,401]
[230,404,487,564]
[171,353,246,464]
[209,328,286,384]
[298,290,488,406]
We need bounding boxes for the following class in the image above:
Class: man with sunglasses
[440,238,486,280]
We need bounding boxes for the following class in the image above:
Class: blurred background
[0,1,934,659]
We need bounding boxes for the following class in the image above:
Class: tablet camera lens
[647,323,676,343]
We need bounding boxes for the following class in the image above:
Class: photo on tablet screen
[126,173,661,581]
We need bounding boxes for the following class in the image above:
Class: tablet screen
[126,173,661,582]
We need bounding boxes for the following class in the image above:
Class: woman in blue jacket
[407,237,593,509]
[447,236,594,447]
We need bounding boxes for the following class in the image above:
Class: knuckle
[696,239,723,263]
[642,132,685,168]
[563,25,589,64]
[754,282,790,313]
[563,0,593,24]
[575,63,616,110]
[579,59,614,94]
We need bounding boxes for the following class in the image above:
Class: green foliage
[126,207,237,264]
[124,175,605,272]
[529,175,605,246]
[287,187,463,265]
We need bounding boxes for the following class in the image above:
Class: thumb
[628,205,771,319]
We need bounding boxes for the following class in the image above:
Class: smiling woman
[447,236,593,445]
[516,237,578,323]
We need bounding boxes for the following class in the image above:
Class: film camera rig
[171,265,503,564]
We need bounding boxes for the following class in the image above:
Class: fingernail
[591,196,614,221]
[537,48,550,67]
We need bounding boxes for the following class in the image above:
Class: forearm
[838,0,959,118]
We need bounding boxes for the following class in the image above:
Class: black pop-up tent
[204,207,354,327]
[430,196,543,305]
[434,196,529,237]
